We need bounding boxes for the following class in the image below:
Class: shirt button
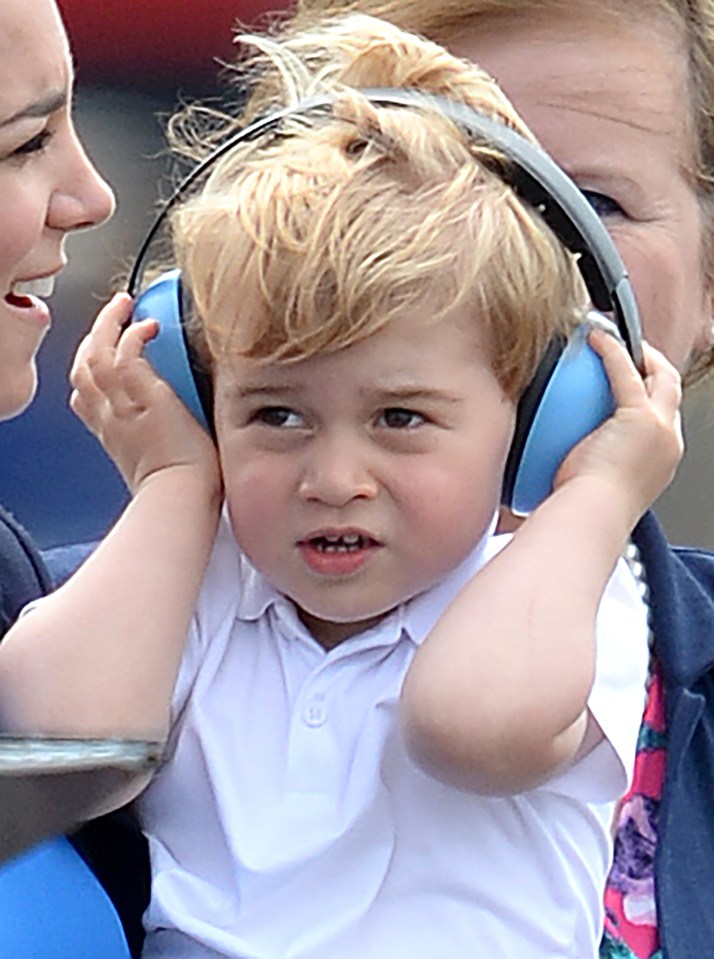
[303,702,327,727]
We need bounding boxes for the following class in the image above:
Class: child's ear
[131,270,214,435]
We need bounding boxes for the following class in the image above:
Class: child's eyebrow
[225,383,463,404]
[226,384,301,402]
[370,387,462,405]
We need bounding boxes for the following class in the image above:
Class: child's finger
[106,320,167,406]
[587,327,645,409]
[74,321,156,401]
[85,293,134,349]
[69,372,109,436]
[69,294,134,387]
[115,318,160,364]
[639,341,682,412]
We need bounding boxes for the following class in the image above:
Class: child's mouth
[310,534,372,553]
[299,533,380,575]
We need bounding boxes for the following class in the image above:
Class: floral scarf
[600,665,666,959]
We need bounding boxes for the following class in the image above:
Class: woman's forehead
[0,0,71,126]
[447,8,691,161]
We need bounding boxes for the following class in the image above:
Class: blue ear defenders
[128,87,643,514]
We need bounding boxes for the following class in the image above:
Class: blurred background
[0,0,712,550]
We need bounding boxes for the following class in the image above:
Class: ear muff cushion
[131,269,211,432]
[505,325,616,515]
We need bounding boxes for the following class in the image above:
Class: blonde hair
[288,0,714,383]
[170,13,589,400]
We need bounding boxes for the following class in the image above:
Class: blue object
[0,837,130,958]
[132,269,210,431]
[510,326,615,515]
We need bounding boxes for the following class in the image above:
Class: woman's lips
[4,275,57,328]
[6,291,35,308]
[3,291,52,329]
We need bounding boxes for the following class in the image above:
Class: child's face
[213,304,516,648]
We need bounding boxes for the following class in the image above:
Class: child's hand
[70,293,220,496]
[553,328,683,525]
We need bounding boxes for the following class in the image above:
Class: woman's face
[450,8,714,376]
[0,0,115,420]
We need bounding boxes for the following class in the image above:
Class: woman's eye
[380,408,425,429]
[253,406,304,428]
[579,189,625,218]
[13,129,53,158]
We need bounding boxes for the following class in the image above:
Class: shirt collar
[233,512,503,649]
[235,556,285,622]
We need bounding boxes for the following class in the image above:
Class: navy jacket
[0,504,51,635]
[633,512,714,958]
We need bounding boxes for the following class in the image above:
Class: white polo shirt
[138,516,649,959]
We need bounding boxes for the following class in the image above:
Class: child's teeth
[316,534,364,552]
[11,277,55,298]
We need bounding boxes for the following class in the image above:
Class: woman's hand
[554,328,683,527]
[70,293,220,497]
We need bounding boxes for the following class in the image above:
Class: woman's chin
[0,371,38,422]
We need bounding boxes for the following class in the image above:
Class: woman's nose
[48,129,115,233]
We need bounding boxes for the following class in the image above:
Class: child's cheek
[222,451,292,556]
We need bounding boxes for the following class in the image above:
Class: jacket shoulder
[633,511,714,686]
[0,504,51,638]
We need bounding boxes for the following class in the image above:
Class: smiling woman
[0,0,114,421]
[0,0,124,952]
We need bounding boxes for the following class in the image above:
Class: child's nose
[298,435,378,507]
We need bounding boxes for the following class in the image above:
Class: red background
[57,1,290,86]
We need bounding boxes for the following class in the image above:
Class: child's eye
[252,406,305,428]
[13,129,54,158]
[579,189,625,219]
[379,408,426,429]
